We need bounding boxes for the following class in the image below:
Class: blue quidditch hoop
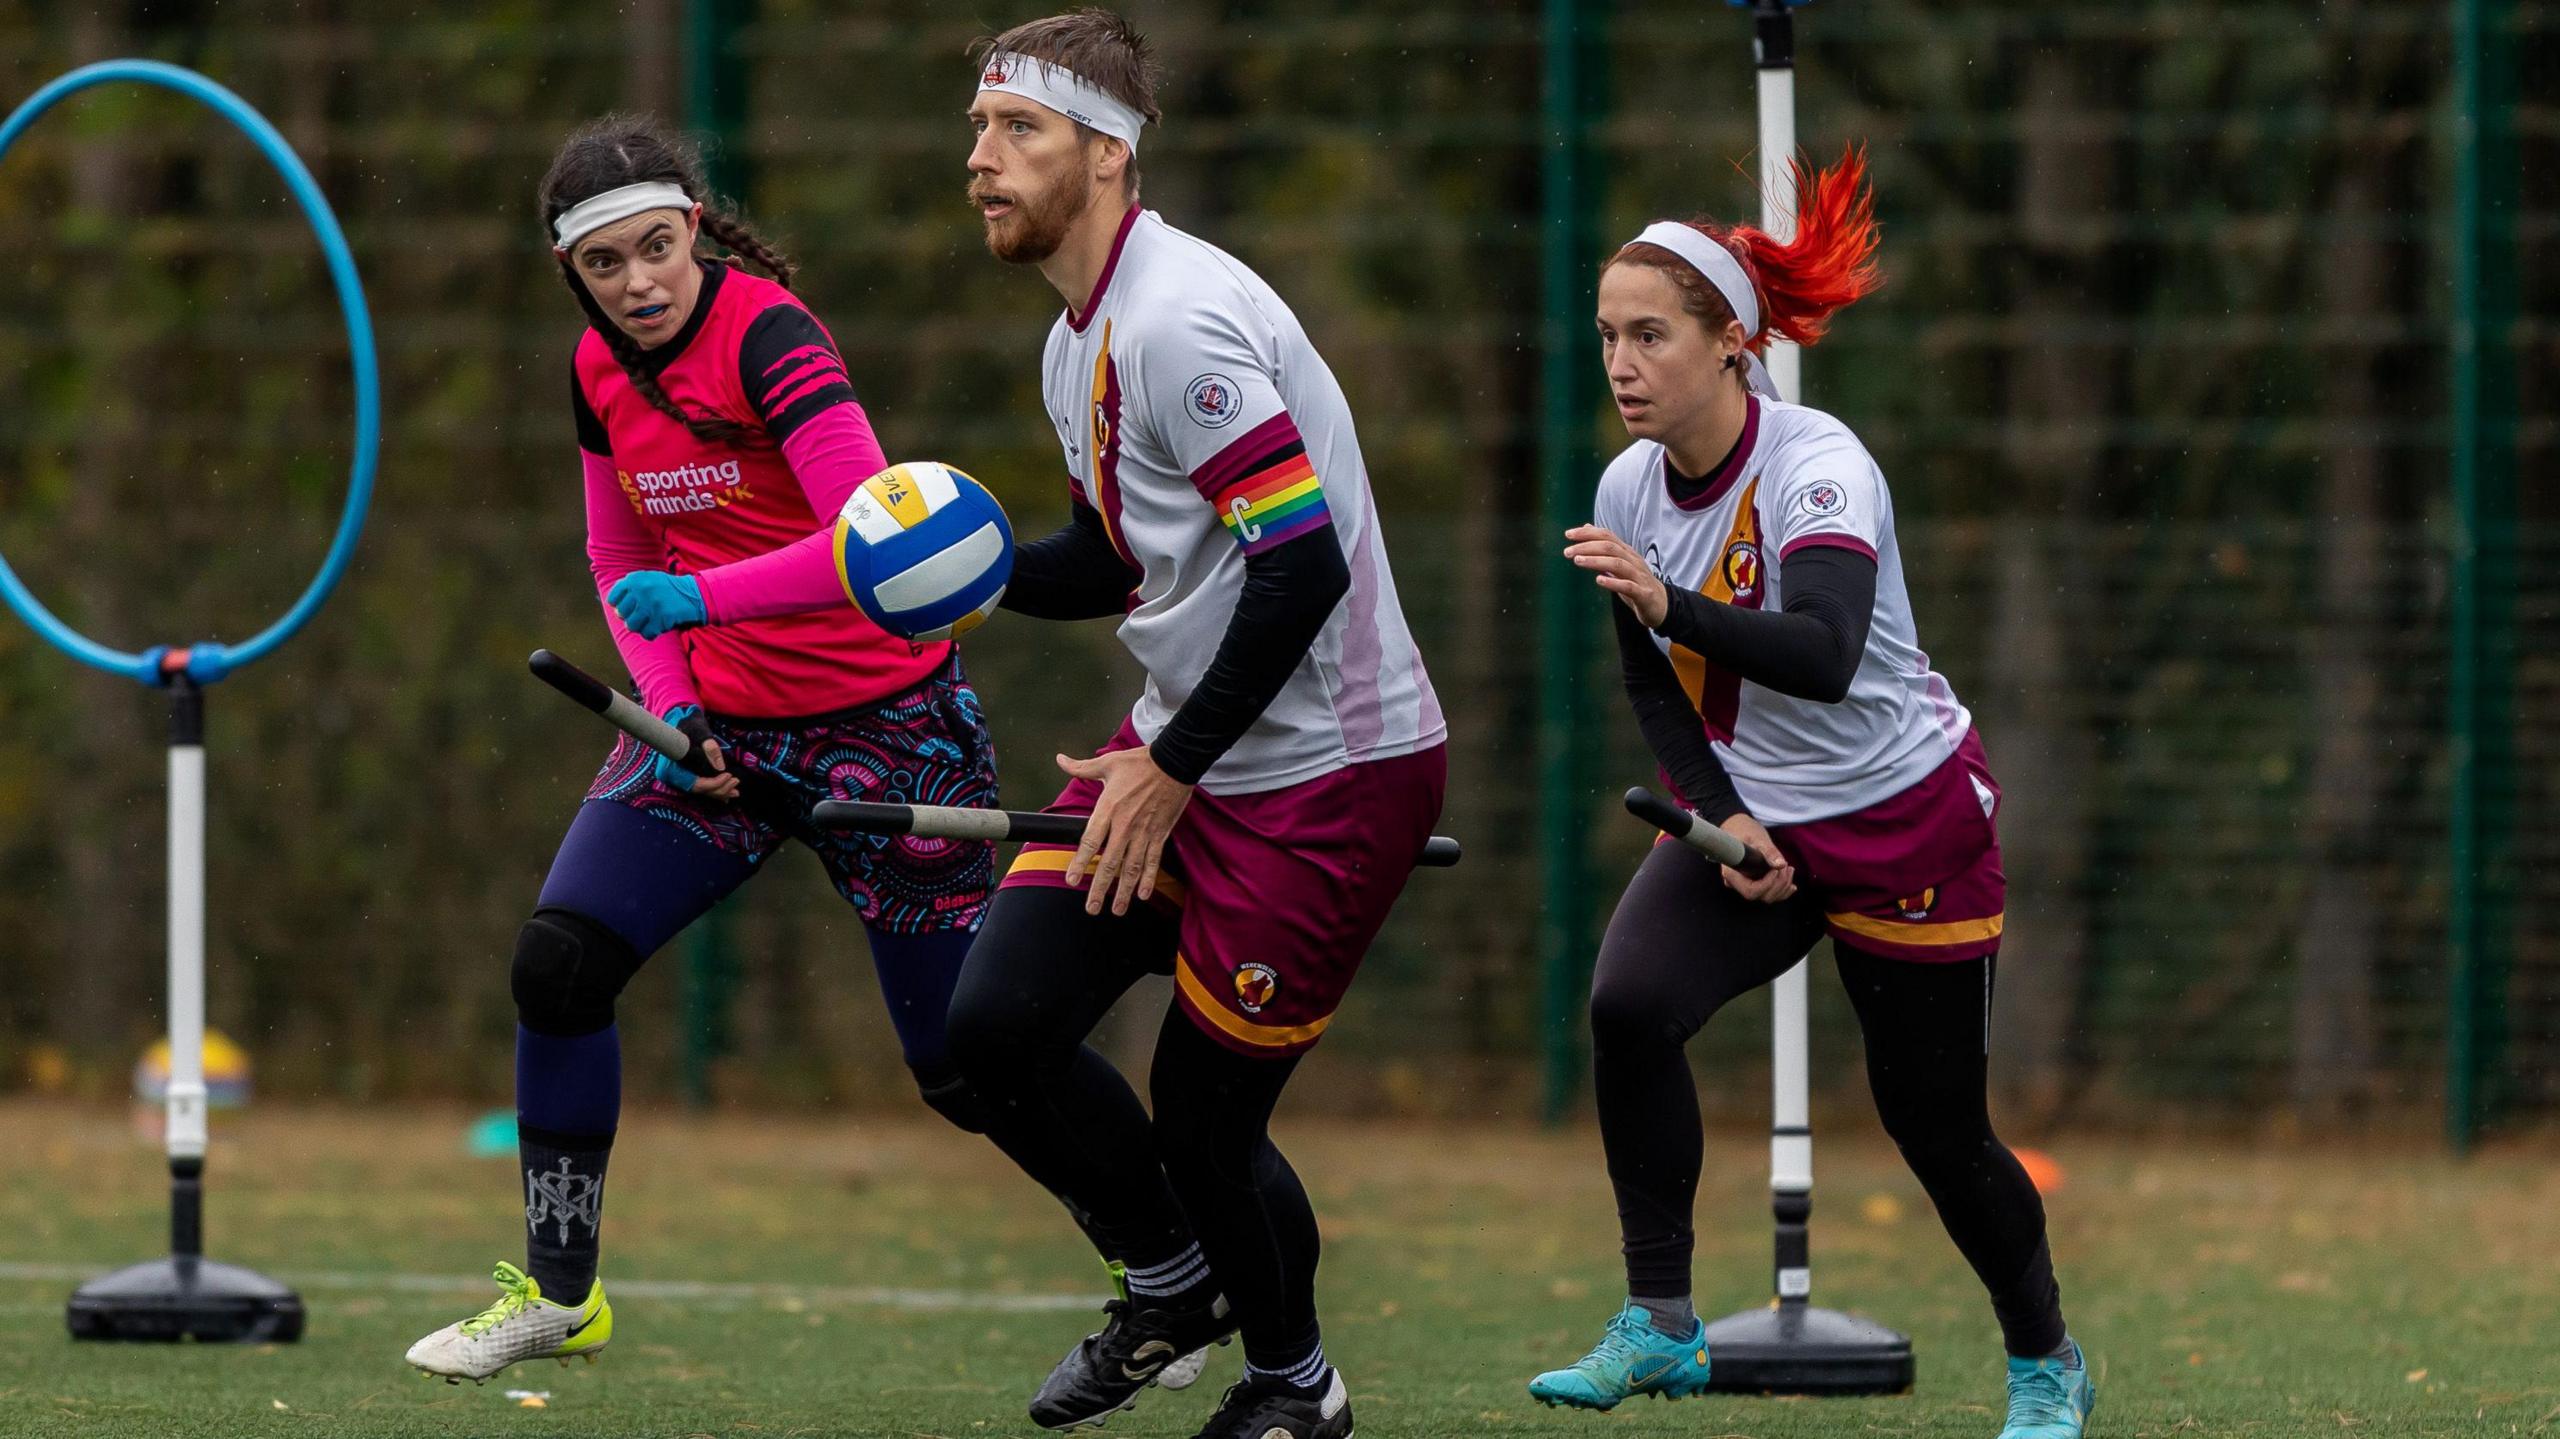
[0,60,378,686]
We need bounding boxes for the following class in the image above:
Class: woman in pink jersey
[406,116,1005,1383]
[1526,150,2094,1439]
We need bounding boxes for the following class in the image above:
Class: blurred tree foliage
[0,1,2548,1125]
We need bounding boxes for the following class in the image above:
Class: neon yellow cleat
[405,1262,611,1384]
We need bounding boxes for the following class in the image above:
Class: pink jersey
[574,261,942,719]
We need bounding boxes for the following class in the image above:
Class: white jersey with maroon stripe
[1593,395,1972,826]
[1038,206,1443,795]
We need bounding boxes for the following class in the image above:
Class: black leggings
[1588,841,2065,1357]
[946,885,1322,1366]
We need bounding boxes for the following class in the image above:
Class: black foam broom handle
[1623,786,1774,879]
[814,800,1464,869]
[529,648,719,777]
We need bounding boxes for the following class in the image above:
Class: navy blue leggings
[518,801,975,1137]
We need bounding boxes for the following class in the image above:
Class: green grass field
[0,1100,2552,1437]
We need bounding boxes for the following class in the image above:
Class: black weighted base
[67,1257,305,1343]
[1701,1302,1914,1395]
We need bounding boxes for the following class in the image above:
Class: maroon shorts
[1771,729,2007,963]
[998,723,1448,1057]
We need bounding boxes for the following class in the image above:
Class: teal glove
[608,571,707,638]
[654,705,718,792]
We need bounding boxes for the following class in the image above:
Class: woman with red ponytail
[1528,148,2095,1439]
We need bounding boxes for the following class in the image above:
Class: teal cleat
[1527,1303,1712,1411]
[1999,1339,2096,1438]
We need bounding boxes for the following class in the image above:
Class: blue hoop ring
[0,60,378,687]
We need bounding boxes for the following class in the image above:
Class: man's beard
[970,172,1095,265]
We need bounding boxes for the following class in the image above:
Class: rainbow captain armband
[1193,415,1330,554]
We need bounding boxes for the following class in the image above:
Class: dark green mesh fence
[0,1,2548,1129]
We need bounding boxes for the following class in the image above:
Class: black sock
[1246,1338,1330,1395]
[519,1124,612,1301]
[1121,1240,1217,1308]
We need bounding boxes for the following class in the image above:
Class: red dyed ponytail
[1736,143,1883,348]
[1607,143,1883,355]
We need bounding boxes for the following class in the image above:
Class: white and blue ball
[834,461,1014,641]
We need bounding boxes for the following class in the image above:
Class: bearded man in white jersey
[941,12,1448,1439]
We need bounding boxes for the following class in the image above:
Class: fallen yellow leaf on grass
[2404,1369,2427,1382]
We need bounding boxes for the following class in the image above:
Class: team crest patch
[1722,540,1763,601]
[1185,373,1243,428]
[1234,963,1281,1014]
[1799,481,1848,518]
[1896,888,1937,921]
[982,60,1010,85]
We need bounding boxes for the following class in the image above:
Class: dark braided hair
[539,114,798,444]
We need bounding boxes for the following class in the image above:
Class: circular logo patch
[1896,887,1937,921]
[1799,482,1847,518]
[1234,963,1280,1014]
[1185,373,1243,428]
[1722,540,1763,602]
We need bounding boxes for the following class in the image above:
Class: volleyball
[833,461,1014,641]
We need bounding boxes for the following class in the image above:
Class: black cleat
[1031,1295,1237,1431]
[1189,1369,1353,1439]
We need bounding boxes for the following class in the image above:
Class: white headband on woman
[1623,220,1784,400]
[553,182,697,250]
[976,51,1145,152]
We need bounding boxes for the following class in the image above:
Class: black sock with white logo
[519,1124,612,1302]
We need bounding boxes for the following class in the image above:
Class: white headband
[976,51,1144,152]
[1623,221,1783,400]
[553,182,697,250]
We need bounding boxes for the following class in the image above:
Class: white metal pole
[166,731,208,1167]
[1753,3,1813,1305]
[1756,62,1801,401]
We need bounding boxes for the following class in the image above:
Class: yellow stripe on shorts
[1826,910,2005,946]
[1175,958,1332,1049]
[1004,846,1187,908]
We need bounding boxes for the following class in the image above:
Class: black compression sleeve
[737,305,857,444]
[1149,530,1351,787]
[1001,499,1139,621]
[1613,601,1745,824]
[1653,544,1877,704]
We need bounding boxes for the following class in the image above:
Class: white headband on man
[553,182,697,250]
[976,51,1145,153]
[1623,221,1784,400]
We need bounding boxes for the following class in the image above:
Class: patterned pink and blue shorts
[584,654,997,933]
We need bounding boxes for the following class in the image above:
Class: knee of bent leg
[1587,973,1685,1052]
[909,1058,991,1135]
[940,982,1034,1086]
[511,907,642,1037]
[1873,1093,1998,1173]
